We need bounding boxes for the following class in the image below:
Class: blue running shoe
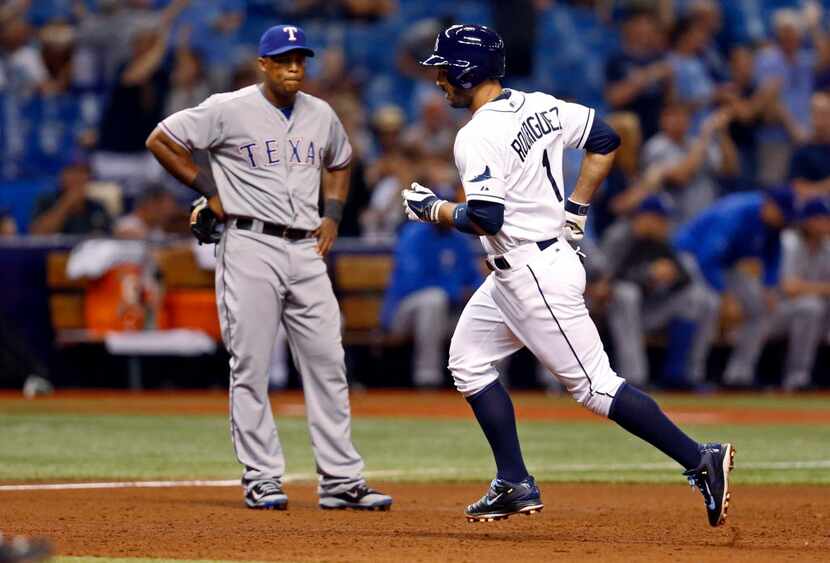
[319,483,392,511]
[465,475,543,522]
[244,479,288,510]
[683,443,736,527]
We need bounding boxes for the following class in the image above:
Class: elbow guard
[584,118,621,155]
[467,200,504,235]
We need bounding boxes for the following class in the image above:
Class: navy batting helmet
[420,24,506,89]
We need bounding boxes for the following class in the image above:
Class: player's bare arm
[145,127,224,218]
[315,164,350,256]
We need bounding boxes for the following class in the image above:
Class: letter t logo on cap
[284,26,298,41]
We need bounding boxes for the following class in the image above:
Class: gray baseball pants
[688,269,769,386]
[388,287,451,387]
[606,281,708,386]
[769,296,828,389]
[216,225,365,494]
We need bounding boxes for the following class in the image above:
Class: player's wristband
[565,198,590,217]
[452,203,478,234]
[323,198,344,223]
[192,169,218,198]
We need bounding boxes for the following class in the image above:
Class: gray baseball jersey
[156,85,366,494]
[775,230,830,387]
[781,230,830,282]
[161,85,352,230]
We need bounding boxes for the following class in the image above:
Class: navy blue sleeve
[453,201,505,235]
[467,200,504,235]
[788,147,810,180]
[583,118,621,154]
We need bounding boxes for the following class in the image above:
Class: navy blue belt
[491,238,558,270]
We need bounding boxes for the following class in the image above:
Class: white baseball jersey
[447,88,623,418]
[454,89,595,256]
[160,85,352,230]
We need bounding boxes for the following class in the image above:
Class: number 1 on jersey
[541,149,563,202]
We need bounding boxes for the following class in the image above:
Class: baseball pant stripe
[218,234,243,465]
[526,264,615,399]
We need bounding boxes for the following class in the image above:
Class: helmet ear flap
[451,65,478,89]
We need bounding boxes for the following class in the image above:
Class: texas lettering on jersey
[238,138,324,168]
[159,86,352,230]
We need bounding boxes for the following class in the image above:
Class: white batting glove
[563,198,589,241]
[402,182,445,223]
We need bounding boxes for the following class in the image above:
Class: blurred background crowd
[0,0,828,393]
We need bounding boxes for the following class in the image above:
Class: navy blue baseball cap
[258,25,315,58]
[636,194,673,217]
[799,197,830,221]
[765,187,797,222]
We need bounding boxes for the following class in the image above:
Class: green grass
[2,412,829,485]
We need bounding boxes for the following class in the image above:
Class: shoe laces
[255,481,280,494]
[683,449,715,502]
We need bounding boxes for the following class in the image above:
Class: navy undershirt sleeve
[454,200,504,235]
[583,117,621,154]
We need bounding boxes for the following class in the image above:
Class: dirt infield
[2,483,829,562]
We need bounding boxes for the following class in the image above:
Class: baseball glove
[190,196,222,245]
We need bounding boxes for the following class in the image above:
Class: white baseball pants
[449,239,625,416]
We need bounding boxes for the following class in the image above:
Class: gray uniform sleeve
[324,109,352,170]
[160,96,223,151]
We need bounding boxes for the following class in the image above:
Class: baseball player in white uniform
[146,24,391,511]
[403,24,733,527]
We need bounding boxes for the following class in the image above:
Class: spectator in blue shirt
[604,8,673,141]
[753,8,830,185]
[668,16,715,131]
[674,188,797,386]
[380,222,484,388]
[789,92,830,199]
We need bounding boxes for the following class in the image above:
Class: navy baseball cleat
[244,480,288,510]
[465,475,544,522]
[319,483,392,511]
[683,442,736,527]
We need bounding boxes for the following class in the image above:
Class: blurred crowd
[1,0,829,390]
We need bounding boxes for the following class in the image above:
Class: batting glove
[190,196,222,245]
[402,182,445,223]
[563,198,589,241]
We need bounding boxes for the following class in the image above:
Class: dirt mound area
[3,482,828,562]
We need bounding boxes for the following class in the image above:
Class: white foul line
[0,460,829,492]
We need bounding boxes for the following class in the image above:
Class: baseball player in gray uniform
[771,199,830,390]
[146,24,392,511]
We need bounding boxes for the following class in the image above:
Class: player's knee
[303,341,344,367]
[448,342,498,397]
[450,370,499,397]
[572,388,614,417]
[416,287,451,311]
[611,281,641,309]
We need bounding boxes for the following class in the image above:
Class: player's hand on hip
[207,194,225,221]
[313,217,338,256]
[563,198,589,241]
[402,182,445,223]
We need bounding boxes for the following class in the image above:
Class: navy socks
[609,383,702,470]
[466,380,529,483]
[467,379,700,479]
